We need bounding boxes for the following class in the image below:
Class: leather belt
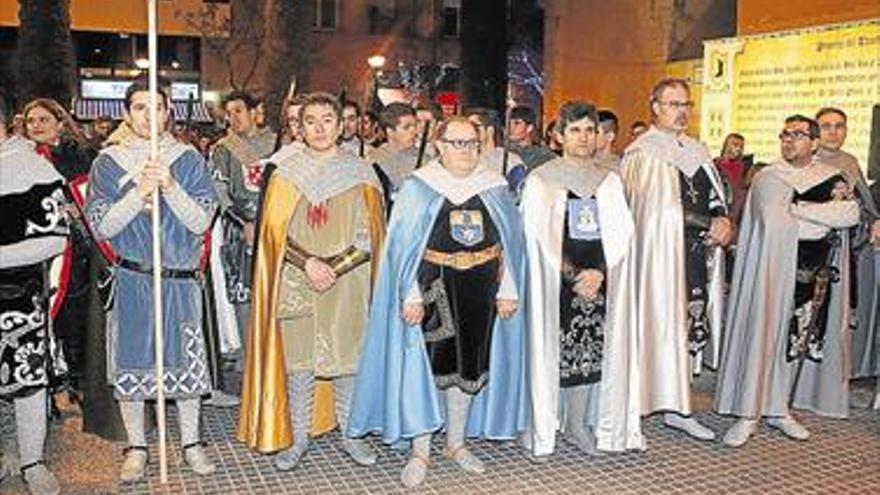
[423,243,501,271]
[118,258,201,280]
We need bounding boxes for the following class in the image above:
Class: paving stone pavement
[2,374,878,494]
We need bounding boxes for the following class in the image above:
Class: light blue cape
[347,176,530,444]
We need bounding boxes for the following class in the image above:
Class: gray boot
[335,376,376,466]
[274,372,314,471]
[16,390,59,495]
[443,387,484,474]
[563,385,598,455]
[401,434,431,488]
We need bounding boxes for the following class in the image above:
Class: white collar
[628,126,710,178]
[769,158,842,194]
[413,159,507,205]
[102,133,190,188]
[271,144,380,204]
[532,157,611,198]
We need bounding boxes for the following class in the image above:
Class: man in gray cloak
[715,115,860,447]
[813,107,879,385]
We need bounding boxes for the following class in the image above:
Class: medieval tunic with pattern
[85,135,218,400]
[679,166,725,354]
[210,129,276,304]
[0,136,68,399]
[269,145,383,377]
[417,194,503,394]
[559,190,606,388]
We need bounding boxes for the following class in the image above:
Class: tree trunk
[262,0,315,129]
[16,0,77,107]
[460,0,508,112]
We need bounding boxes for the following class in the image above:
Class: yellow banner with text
[702,20,879,171]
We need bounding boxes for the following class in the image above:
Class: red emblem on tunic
[246,162,264,188]
[307,202,328,228]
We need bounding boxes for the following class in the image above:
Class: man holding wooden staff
[85,77,218,482]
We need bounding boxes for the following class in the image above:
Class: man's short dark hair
[815,107,847,123]
[597,109,618,134]
[124,76,171,111]
[556,100,598,134]
[415,100,443,121]
[784,114,820,139]
[364,109,380,123]
[298,92,342,122]
[379,102,416,131]
[342,99,361,116]
[223,90,259,110]
[465,107,502,143]
[510,105,537,125]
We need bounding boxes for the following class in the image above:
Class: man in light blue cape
[347,117,529,488]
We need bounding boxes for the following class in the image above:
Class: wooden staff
[415,119,431,169]
[146,0,169,484]
[501,80,516,177]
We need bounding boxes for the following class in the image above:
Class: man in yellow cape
[237,92,385,471]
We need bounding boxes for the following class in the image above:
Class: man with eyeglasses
[522,101,642,459]
[621,78,733,442]
[814,107,880,386]
[367,102,420,214]
[716,115,859,447]
[348,116,527,488]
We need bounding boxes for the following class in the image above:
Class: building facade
[0,0,462,120]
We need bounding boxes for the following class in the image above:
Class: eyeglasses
[439,138,480,150]
[656,100,694,110]
[778,130,812,141]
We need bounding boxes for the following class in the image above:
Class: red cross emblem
[246,162,264,188]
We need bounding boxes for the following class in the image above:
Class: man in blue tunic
[347,116,529,488]
[85,79,218,482]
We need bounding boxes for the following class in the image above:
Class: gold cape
[237,169,385,453]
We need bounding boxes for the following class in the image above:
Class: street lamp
[367,54,386,71]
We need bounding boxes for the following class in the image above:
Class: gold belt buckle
[457,252,476,270]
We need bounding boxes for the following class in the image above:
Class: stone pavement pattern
[2,374,878,494]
